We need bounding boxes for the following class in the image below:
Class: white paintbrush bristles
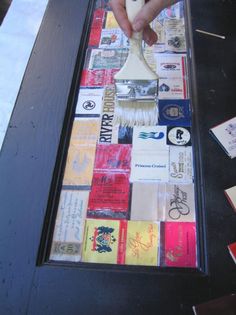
[114,101,158,127]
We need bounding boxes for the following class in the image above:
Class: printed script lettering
[128,224,156,258]
[168,186,190,220]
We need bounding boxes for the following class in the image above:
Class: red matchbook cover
[87,172,130,219]
[228,242,236,264]
[94,144,131,173]
[88,9,105,47]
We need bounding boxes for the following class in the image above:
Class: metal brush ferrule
[115,80,158,101]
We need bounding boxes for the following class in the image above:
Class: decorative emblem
[82,100,96,110]
[166,245,183,262]
[90,226,116,253]
[168,36,182,48]
[163,104,184,120]
[167,127,191,146]
[139,131,165,140]
[159,83,170,92]
[163,64,177,70]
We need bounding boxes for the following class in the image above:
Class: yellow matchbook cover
[125,221,159,266]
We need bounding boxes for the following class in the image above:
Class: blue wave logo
[139,132,165,140]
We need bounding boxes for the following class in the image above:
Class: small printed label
[158,78,189,100]
[99,29,123,48]
[76,88,104,116]
[169,146,193,183]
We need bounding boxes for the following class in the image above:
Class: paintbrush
[114,0,159,127]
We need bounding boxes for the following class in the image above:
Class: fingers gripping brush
[114,0,159,127]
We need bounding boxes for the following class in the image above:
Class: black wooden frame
[36,0,208,275]
[1,0,236,314]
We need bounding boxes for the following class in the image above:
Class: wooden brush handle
[126,0,144,23]
[126,0,145,56]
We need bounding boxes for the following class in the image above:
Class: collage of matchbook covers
[50,0,198,268]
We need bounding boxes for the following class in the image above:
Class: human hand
[110,0,178,46]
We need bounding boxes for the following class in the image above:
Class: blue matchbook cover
[158,99,191,127]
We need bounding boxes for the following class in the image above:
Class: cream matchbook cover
[210,116,236,158]
[225,185,236,212]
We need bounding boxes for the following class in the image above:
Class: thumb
[132,0,164,32]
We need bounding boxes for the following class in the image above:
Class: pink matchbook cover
[162,222,197,268]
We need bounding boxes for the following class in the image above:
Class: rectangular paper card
[164,183,196,222]
[169,146,193,183]
[158,99,191,126]
[88,48,128,70]
[228,242,236,264]
[143,45,158,72]
[87,172,130,219]
[50,190,89,262]
[118,126,133,144]
[224,185,236,212]
[151,19,165,53]
[158,78,189,99]
[88,28,102,48]
[94,144,131,172]
[82,219,127,264]
[70,118,100,146]
[90,9,105,29]
[162,222,197,267]
[99,29,123,48]
[132,126,168,151]
[130,150,169,182]
[157,2,183,21]
[131,183,166,221]
[105,11,119,29]
[210,116,236,158]
[156,53,187,78]
[63,144,96,186]
[125,221,159,266]
[80,69,119,87]
[164,18,186,53]
[88,9,105,47]
[75,88,104,116]
[130,182,159,221]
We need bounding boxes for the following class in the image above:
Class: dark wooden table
[0,1,235,314]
